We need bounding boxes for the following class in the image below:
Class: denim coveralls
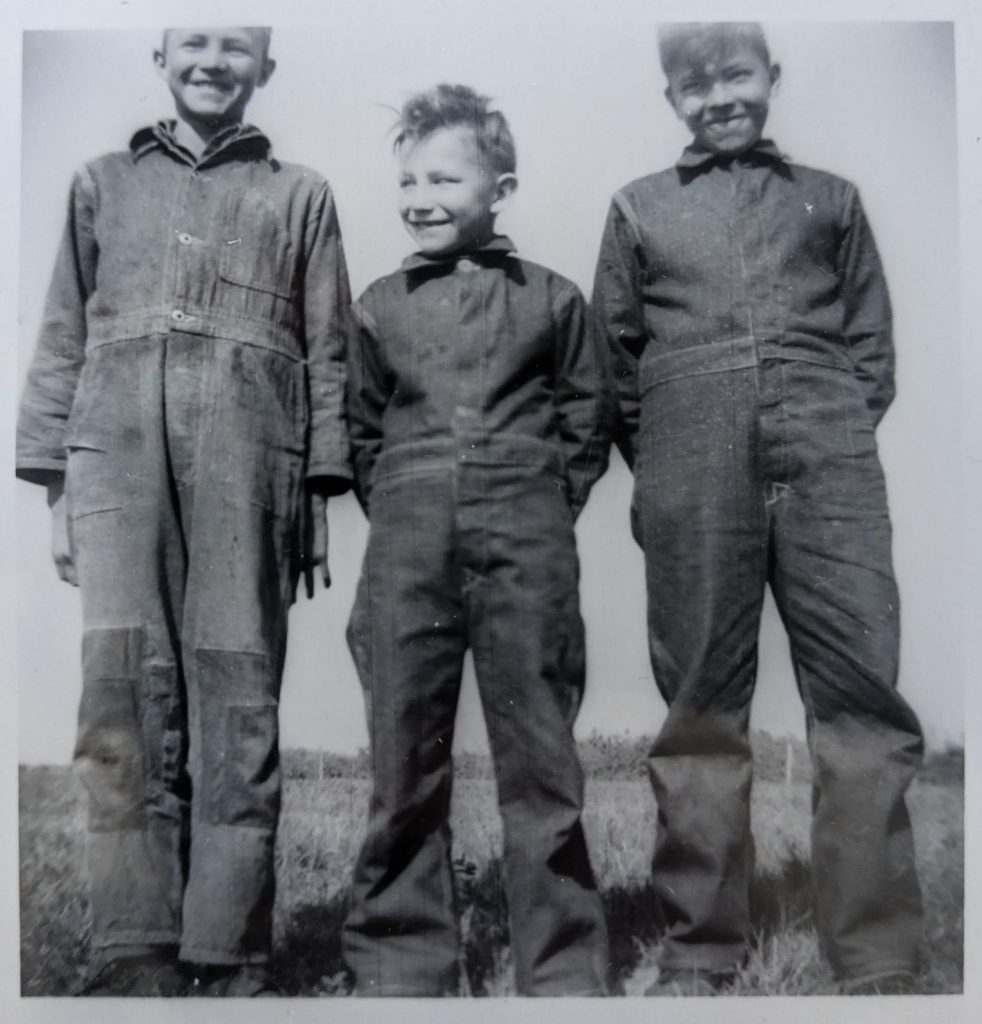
[343,237,611,995]
[16,122,351,965]
[592,141,924,983]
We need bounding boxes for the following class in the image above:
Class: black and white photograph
[2,0,979,1020]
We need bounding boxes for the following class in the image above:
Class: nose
[197,41,229,71]
[401,185,435,218]
[705,79,734,110]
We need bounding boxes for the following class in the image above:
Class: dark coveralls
[592,141,924,984]
[344,236,611,996]
[16,122,351,965]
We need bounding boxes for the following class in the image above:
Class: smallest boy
[343,84,610,996]
[593,23,924,994]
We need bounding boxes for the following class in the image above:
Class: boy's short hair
[395,83,516,176]
[657,22,770,77]
[161,26,273,58]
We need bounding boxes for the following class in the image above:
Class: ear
[153,47,167,78]
[490,173,518,214]
[257,57,276,89]
[664,84,684,121]
[769,62,782,95]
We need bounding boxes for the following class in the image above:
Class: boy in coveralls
[592,23,924,994]
[344,84,610,996]
[16,28,351,996]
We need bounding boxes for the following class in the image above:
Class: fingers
[320,510,331,589]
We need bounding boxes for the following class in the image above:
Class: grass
[19,753,963,997]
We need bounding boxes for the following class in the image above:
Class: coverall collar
[401,235,517,274]
[676,138,788,177]
[130,120,273,170]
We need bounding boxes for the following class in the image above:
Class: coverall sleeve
[553,282,613,519]
[591,194,648,470]
[345,299,390,513]
[16,165,99,484]
[302,181,354,492]
[839,185,895,426]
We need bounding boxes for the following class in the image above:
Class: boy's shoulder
[613,165,687,204]
[782,159,860,197]
[613,157,859,206]
[76,127,331,191]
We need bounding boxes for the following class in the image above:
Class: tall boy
[593,23,924,993]
[343,84,610,996]
[17,28,351,995]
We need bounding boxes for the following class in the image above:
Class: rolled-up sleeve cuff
[16,457,66,484]
[305,464,353,496]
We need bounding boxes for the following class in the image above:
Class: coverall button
[177,232,193,245]
[457,257,477,273]
[171,309,185,322]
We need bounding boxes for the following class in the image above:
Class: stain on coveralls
[17,122,351,964]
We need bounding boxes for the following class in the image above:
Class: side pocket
[65,445,124,520]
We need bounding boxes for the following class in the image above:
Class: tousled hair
[657,22,770,79]
[395,83,516,176]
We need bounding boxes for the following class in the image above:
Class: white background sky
[8,6,967,767]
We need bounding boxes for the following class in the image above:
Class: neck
[172,115,237,159]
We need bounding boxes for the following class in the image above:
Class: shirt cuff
[305,466,353,496]
[16,458,67,485]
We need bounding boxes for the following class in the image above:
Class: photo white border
[1,1,978,1022]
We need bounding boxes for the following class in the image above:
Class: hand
[47,476,78,587]
[303,489,331,598]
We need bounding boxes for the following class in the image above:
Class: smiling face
[398,125,517,258]
[154,28,274,132]
[666,42,780,156]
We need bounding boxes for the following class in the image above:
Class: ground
[19,741,964,997]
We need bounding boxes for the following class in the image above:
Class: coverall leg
[635,358,922,979]
[69,335,304,964]
[462,463,609,996]
[766,359,923,982]
[344,466,466,996]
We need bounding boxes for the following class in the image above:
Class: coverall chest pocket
[218,190,296,303]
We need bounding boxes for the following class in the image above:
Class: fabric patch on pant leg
[195,649,280,830]
[142,664,185,807]
[75,629,147,832]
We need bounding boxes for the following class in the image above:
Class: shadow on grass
[218,853,820,996]
[269,893,352,995]
[268,858,514,996]
[602,881,665,987]
[749,851,814,936]
[600,851,816,989]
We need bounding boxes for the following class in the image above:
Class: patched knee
[196,650,281,830]
[74,628,146,830]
